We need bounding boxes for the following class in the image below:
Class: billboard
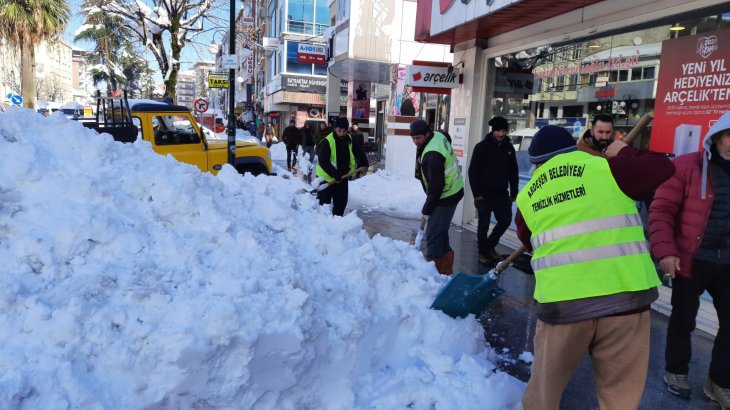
[651,28,730,155]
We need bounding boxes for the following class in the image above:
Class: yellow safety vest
[418,132,464,198]
[516,150,659,303]
[315,133,355,183]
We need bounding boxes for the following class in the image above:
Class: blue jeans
[424,203,457,259]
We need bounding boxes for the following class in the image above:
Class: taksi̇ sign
[297,43,326,65]
[208,72,229,89]
[406,64,459,89]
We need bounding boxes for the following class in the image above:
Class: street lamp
[227,0,236,166]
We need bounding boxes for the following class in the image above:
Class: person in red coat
[649,111,730,407]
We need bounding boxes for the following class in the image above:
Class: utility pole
[227,0,236,166]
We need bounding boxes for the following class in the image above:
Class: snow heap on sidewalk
[0,109,523,409]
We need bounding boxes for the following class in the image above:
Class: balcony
[286,19,328,36]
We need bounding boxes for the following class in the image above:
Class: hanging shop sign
[282,74,327,93]
[406,61,460,94]
[297,43,327,65]
[208,72,229,89]
[651,28,730,155]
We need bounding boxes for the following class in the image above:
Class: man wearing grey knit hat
[515,125,675,409]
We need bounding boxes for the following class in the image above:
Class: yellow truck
[81,95,272,175]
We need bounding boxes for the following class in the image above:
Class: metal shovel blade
[430,272,505,319]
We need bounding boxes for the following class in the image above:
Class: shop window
[563,105,583,117]
[549,107,558,119]
[609,71,618,82]
[618,70,629,82]
[631,67,642,81]
[643,66,656,80]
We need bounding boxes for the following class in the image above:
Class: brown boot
[435,250,454,275]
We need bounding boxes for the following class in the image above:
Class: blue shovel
[431,246,527,318]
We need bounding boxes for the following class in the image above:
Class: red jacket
[648,152,714,278]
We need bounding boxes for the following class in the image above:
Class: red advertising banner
[651,28,730,155]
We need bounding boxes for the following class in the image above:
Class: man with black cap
[315,117,368,216]
[410,119,464,275]
[468,116,518,265]
[515,125,674,409]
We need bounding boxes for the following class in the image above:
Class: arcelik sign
[651,28,730,154]
[406,61,460,94]
[297,44,326,65]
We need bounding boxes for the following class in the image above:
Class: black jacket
[301,126,315,147]
[283,125,300,147]
[316,133,369,180]
[416,134,464,215]
[468,132,518,199]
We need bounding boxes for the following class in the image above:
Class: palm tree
[0,0,70,109]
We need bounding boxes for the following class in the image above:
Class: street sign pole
[227,0,236,166]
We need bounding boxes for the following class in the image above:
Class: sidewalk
[358,211,719,410]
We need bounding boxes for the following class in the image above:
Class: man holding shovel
[410,119,464,275]
[515,125,674,409]
[315,118,369,216]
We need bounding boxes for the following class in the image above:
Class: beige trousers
[522,310,651,410]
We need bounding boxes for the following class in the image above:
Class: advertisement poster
[388,65,421,117]
[450,117,468,169]
[651,28,730,155]
[351,82,370,119]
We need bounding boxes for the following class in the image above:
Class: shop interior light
[587,42,601,48]
[670,23,686,31]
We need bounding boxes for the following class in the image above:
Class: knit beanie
[528,125,577,164]
[335,117,349,130]
[409,119,429,136]
[488,116,509,131]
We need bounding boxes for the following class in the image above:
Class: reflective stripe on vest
[419,132,464,198]
[515,150,659,303]
[530,214,644,249]
[315,133,355,183]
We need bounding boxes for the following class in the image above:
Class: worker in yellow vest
[410,119,464,275]
[515,125,675,409]
[315,117,368,216]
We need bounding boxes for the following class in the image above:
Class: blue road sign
[10,94,23,106]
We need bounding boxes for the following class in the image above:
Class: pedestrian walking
[515,125,674,410]
[264,122,275,148]
[301,122,316,162]
[410,119,464,275]
[649,111,730,407]
[283,119,300,172]
[468,116,518,265]
[315,118,368,216]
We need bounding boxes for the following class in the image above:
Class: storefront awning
[416,0,605,45]
[329,58,393,84]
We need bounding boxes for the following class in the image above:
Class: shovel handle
[494,245,527,274]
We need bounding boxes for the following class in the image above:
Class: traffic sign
[9,94,23,106]
[194,98,209,113]
[221,55,237,69]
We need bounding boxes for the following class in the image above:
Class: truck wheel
[236,164,268,176]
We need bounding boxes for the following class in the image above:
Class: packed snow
[0,108,524,409]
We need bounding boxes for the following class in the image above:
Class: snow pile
[350,169,425,218]
[0,108,523,409]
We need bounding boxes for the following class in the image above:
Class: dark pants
[666,259,730,387]
[475,196,512,256]
[286,145,298,170]
[318,180,348,216]
[424,203,458,259]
